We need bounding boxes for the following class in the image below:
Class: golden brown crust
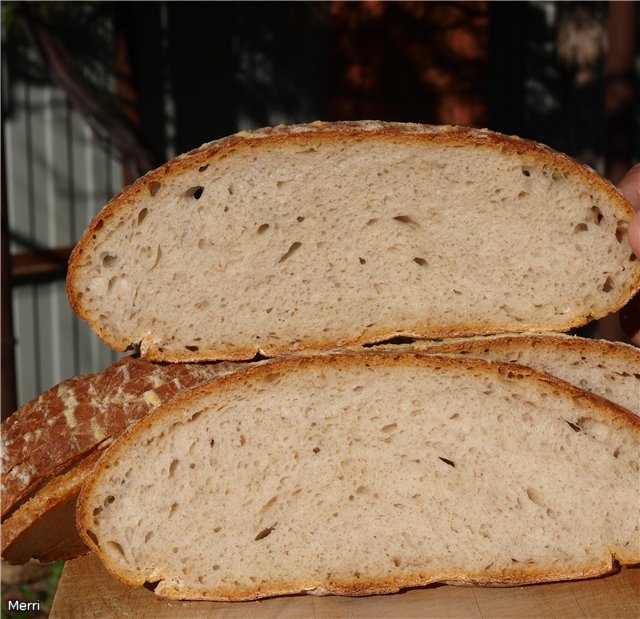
[66,121,640,361]
[77,351,640,600]
[1,450,102,564]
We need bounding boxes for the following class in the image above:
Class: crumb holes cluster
[590,205,604,224]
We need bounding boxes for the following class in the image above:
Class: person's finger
[628,210,640,260]
[617,162,640,209]
[620,291,640,346]
[616,163,640,344]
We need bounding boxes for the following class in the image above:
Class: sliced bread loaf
[66,122,640,361]
[78,352,640,601]
[381,333,640,416]
[4,335,638,565]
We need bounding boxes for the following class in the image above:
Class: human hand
[618,163,640,345]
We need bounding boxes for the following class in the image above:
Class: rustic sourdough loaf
[66,122,640,361]
[3,335,638,564]
[78,353,640,601]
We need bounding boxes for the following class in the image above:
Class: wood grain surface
[51,554,639,619]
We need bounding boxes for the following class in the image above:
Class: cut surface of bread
[5,336,637,565]
[380,333,640,416]
[78,353,640,601]
[0,356,244,523]
[66,121,640,361]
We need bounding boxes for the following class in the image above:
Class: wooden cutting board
[51,554,639,618]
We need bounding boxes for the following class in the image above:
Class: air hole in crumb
[413,257,428,267]
[566,421,581,432]
[615,223,627,242]
[210,438,215,447]
[169,459,180,476]
[228,185,234,195]
[104,495,115,506]
[393,215,420,227]
[185,345,199,352]
[613,447,620,458]
[212,564,220,570]
[101,253,117,268]
[439,457,455,467]
[198,164,209,172]
[518,191,527,198]
[574,223,588,233]
[526,488,543,505]
[602,276,614,292]
[169,502,178,517]
[151,246,162,269]
[296,216,305,222]
[107,541,126,558]
[144,531,154,543]
[359,257,366,264]
[366,218,378,225]
[313,447,320,453]
[381,423,397,433]
[137,208,148,225]
[186,186,204,200]
[279,241,302,263]
[148,182,161,197]
[521,168,531,176]
[94,219,104,230]
[393,557,401,567]
[92,506,103,517]
[213,527,221,533]
[255,525,276,541]
[590,205,603,224]
[257,223,270,234]
[143,580,160,592]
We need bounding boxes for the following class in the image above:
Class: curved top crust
[67,121,640,361]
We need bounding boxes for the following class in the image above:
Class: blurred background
[0,1,639,612]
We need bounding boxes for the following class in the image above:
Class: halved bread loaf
[78,353,640,601]
[66,121,640,361]
[4,335,638,565]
